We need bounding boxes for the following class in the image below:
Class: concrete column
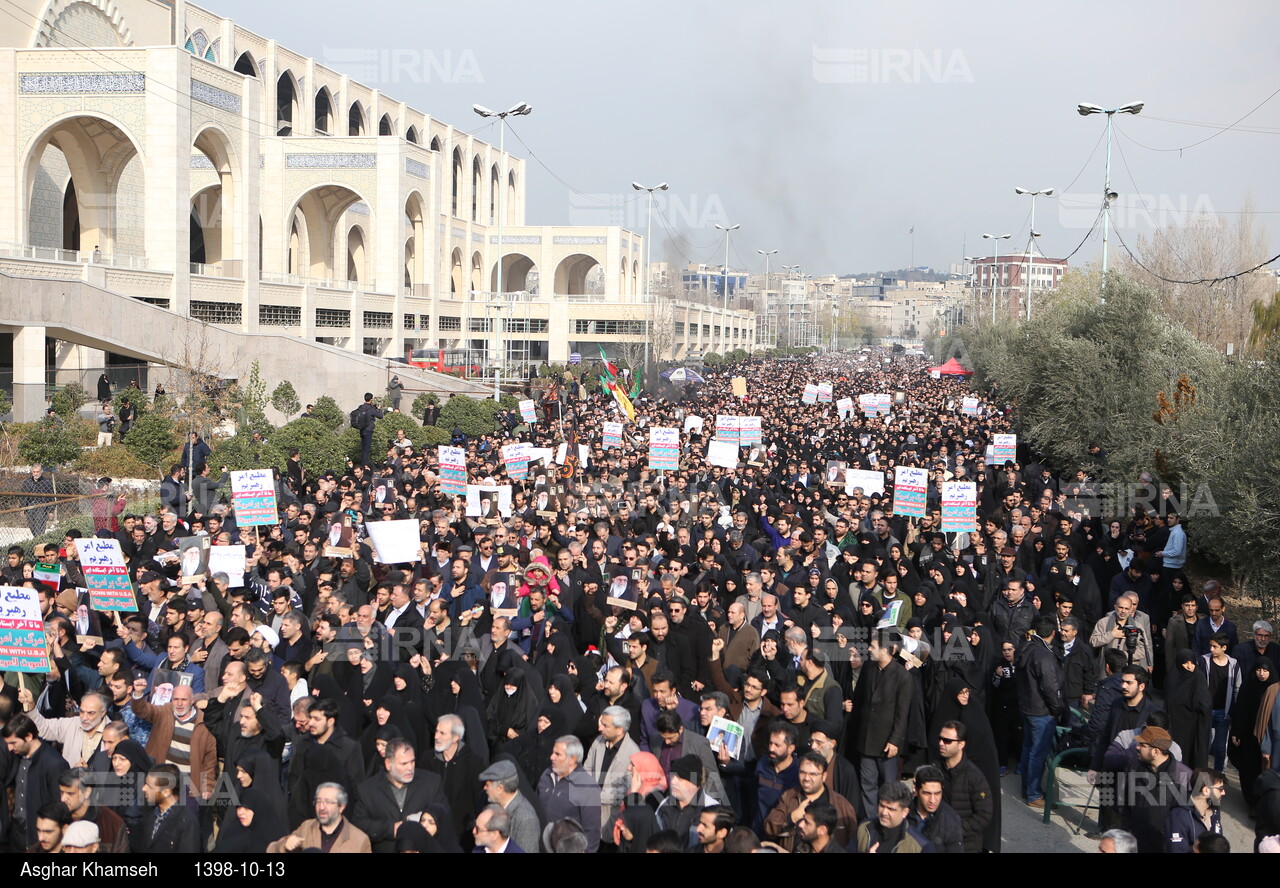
[13,325,46,421]
[144,48,192,313]
[240,67,262,332]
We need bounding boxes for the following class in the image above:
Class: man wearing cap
[60,819,100,853]
[479,759,541,854]
[655,754,716,848]
[1119,725,1192,853]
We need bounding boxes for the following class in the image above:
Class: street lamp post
[1014,187,1053,320]
[715,222,740,353]
[1077,101,1143,300]
[963,256,978,327]
[982,233,1012,323]
[633,182,668,372]
[757,249,777,351]
[474,101,532,399]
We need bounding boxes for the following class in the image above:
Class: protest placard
[992,433,1017,464]
[892,466,929,518]
[0,586,50,673]
[208,544,246,589]
[648,427,680,471]
[438,445,467,495]
[74,538,135,612]
[845,469,885,496]
[366,519,423,564]
[802,384,819,405]
[740,416,762,446]
[602,421,623,448]
[230,469,277,526]
[941,481,978,532]
[519,399,537,423]
[707,440,740,469]
[715,415,741,446]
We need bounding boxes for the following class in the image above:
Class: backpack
[350,406,370,431]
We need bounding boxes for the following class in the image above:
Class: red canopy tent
[928,358,974,376]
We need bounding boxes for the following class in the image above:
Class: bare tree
[1116,199,1272,353]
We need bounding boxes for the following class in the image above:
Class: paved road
[998,762,1256,853]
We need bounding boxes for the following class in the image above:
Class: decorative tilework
[451,228,465,238]
[554,236,606,245]
[471,233,484,243]
[285,153,377,169]
[490,235,541,244]
[348,202,370,216]
[20,73,145,94]
[191,80,241,113]
[405,158,429,179]
[190,154,215,169]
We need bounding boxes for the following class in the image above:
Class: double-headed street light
[1015,187,1053,320]
[633,181,668,372]
[715,223,740,352]
[982,233,1012,323]
[758,249,778,352]
[474,101,533,398]
[1077,101,1143,298]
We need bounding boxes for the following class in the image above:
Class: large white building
[0,0,753,416]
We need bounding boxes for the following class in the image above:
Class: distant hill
[840,268,952,282]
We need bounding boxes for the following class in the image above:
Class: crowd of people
[1,350,1276,854]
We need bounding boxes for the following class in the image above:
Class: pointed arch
[348,102,366,137]
[451,148,463,218]
[471,156,481,222]
[378,114,395,136]
[37,0,131,48]
[276,71,298,136]
[405,126,420,145]
[233,52,258,77]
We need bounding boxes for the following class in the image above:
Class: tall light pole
[1015,187,1053,320]
[757,249,777,351]
[633,182,668,372]
[1077,101,1143,300]
[982,233,1012,323]
[474,101,532,398]
[715,222,740,352]
[963,256,978,326]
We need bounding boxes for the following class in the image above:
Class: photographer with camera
[1090,591,1154,670]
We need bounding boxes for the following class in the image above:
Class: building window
[316,308,351,328]
[675,321,685,335]
[468,318,492,332]
[363,311,393,329]
[259,304,301,326]
[419,314,431,329]
[190,301,242,325]
[403,314,416,330]
[438,315,461,331]
[504,318,548,334]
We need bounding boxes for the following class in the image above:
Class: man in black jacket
[937,720,994,853]
[422,714,483,845]
[909,765,964,853]
[849,629,912,816]
[1057,615,1100,716]
[351,738,446,852]
[1015,617,1063,809]
[286,699,365,827]
[141,764,201,852]
[2,713,64,852]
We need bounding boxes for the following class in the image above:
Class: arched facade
[490,253,536,293]
[348,102,366,137]
[24,113,144,257]
[554,253,602,296]
[276,71,298,136]
[286,184,369,282]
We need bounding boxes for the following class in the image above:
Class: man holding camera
[1090,592,1153,670]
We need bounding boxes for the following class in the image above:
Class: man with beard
[352,738,446,853]
[668,597,713,693]
[422,713,483,844]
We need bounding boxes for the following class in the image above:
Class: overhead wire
[1113,86,1280,154]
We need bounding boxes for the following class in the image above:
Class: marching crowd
[1,350,1277,854]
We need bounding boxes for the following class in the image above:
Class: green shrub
[50,382,90,417]
[270,380,301,417]
[123,411,180,471]
[702,352,723,365]
[438,394,497,438]
[311,395,345,431]
[18,418,81,467]
[411,392,439,421]
[272,418,356,476]
[210,432,287,473]
[74,445,158,479]
[417,425,450,447]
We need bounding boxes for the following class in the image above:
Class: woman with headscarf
[233,747,288,830]
[362,695,420,759]
[746,629,793,704]
[1165,649,1212,770]
[504,703,565,786]
[545,674,586,738]
[820,576,856,624]
[311,673,364,741]
[390,663,431,756]
[393,819,443,852]
[345,649,394,726]
[486,664,537,754]
[107,739,152,852]
[214,787,289,853]
[613,750,667,853]
[1233,657,1279,809]
[421,803,464,853]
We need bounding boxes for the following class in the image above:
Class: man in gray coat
[654,709,727,803]
[583,706,639,848]
[480,759,541,854]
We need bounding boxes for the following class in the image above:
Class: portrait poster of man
[606,573,638,611]
[176,535,211,584]
[151,668,194,705]
[486,571,519,618]
[324,515,355,558]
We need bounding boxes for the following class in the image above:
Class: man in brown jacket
[715,602,760,672]
[763,751,859,851]
[128,685,219,801]
[710,638,781,760]
[268,782,372,853]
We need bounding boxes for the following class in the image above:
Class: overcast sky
[216,0,1280,277]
